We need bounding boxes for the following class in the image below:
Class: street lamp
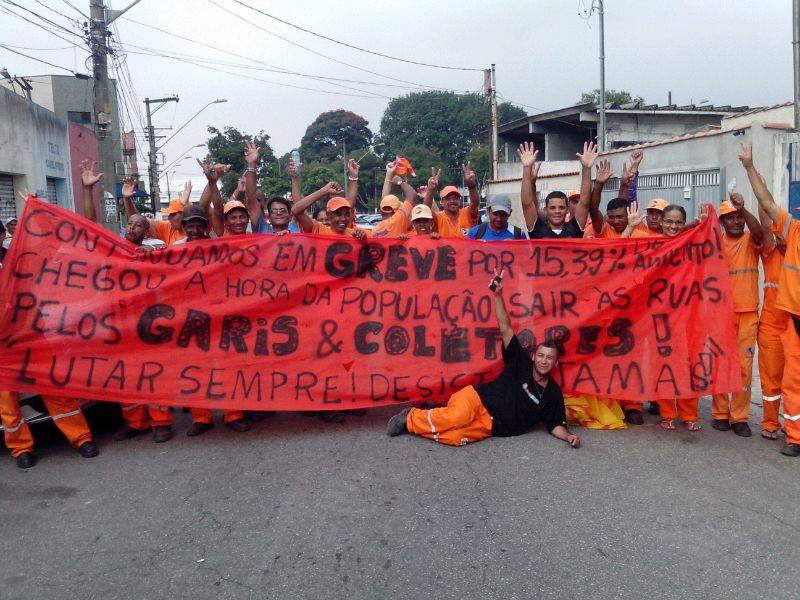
[158,99,227,152]
[163,143,205,173]
[164,169,178,203]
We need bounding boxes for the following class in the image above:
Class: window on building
[67,111,92,125]
[46,177,59,205]
[0,174,16,221]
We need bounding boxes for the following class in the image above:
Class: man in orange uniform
[710,195,765,437]
[422,163,480,238]
[630,198,668,237]
[740,143,800,455]
[387,270,581,449]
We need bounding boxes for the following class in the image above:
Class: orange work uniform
[121,403,173,431]
[631,224,661,238]
[657,398,699,422]
[406,386,493,446]
[370,201,412,238]
[774,212,800,444]
[0,391,92,458]
[150,219,185,246]
[758,221,790,432]
[433,207,477,238]
[711,231,760,424]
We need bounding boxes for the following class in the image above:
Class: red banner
[0,198,741,410]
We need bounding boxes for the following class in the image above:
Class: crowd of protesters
[1,137,799,467]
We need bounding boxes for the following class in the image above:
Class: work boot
[780,442,800,457]
[77,441,99,458]
[16,452,36,469]
[225,418,252,433]
[712,419,731,431]
[186,421,214,437]
[114,425,147,441]
[624,409,644,425]
[732,422,752,438]
[387,407,412,436]
[152,425,173,443]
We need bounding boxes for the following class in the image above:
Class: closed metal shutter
[46,177,58,205]
[0,174,15,221]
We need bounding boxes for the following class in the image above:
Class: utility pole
[484,65,499,180]
[794,0,800,129]
[597,0,606,150]
[144,95,179,213]
[88,0,143,231]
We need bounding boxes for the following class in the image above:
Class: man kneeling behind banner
[388,270,580,448]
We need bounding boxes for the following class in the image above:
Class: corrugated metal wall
[0,174,15,221]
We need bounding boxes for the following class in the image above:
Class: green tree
[378,91,525,175]
[464,144,491,184]
[345,148,383,211]
[206,126,276,197]
[580,89,644,105]
[299,162,341,196]
[299,110,373,163]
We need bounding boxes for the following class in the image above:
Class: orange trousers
[657,398,698,422]
[0,391,92,458]
[781,319,800,445]
[190,408,244,424]
[121,403,173,430]
[758,307,788,432]
[712,311,758,424]
[619,399,643,412]
[406,385,493,446]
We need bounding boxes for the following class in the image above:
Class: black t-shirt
[474,335,567,437]
[529,217,583,239]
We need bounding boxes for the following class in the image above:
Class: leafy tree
[580,89,644,105]
[464,144,491,185]
[206,126,276,197]
[299,110,373,163]
[378,91,525,175]
[298,162,341,196]
[345,148,383,211]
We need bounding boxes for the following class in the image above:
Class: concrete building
[0,85,75,220]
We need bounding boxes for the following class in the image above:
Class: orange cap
[394,157,415,177]
[568,189,581,200]
[160,199,185,215]
[326,197,351,213]
[719,200,738,216]
[379,195,401,212]
[223,199,248,215]
[440,185,460,200]
[646,198,669,211]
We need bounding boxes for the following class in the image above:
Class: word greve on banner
[0,197,741,410]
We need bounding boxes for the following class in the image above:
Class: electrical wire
[0,0,81,37]
[229,0,483,72]
[0,42,76,51]
[32,0,83,27]
[61,0,88,19]
[0,42,79,74]
[0,3,88,50]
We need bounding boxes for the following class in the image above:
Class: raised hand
[288,160,301,179]
[323,181,344,196]
[620,161,633,186]
[595,159,613,184]
[699,203,710,220]
[738,143,753,168]
[347,158,360,179]
[577,141,600,169]
[235,177,246,198]
[80,159,103,188]
[629,150,644,172]
[121,177,137,198]
[461,161,477,187]
[427,167,442,191]
[352,229,367,241]
[385,160,397,178]
[180,181,192,205]
[729,192,745,211]
[244,139,260,168]
[627,201,644,227]
[517,141,539,168]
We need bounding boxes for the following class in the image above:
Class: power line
[0,42,79,74]
[32,0,83,28]
[61,0,88,19]
[0,0,81,37]
[229,0,484,72]
[0,3,87,50]
[0,42,76,51]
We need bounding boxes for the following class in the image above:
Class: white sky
[0,0,794,198]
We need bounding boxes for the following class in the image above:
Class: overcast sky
[0,0,794,195]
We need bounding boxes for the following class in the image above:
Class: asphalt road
[1,391,797,600]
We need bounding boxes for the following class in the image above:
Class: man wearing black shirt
[387,270,580,448]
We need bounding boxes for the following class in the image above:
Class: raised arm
[423,168,441,209]
[79,159,102,223]
[739,143,781,223]
[289,160,301,204]
[292,181,344,233]
[461,161,480,220]
[621,201,644,238]
[243,139,263,227]
[346,159,359,210]
[491,269,513,347]
[517,142,540,231]
[618,151,643,201]
[197,157,224,236]
[179,180,192,206]
[730,191,765,245]
[122,177,139,217]
[381,161,397,199]
[574,141,599,229]
[590,159,612,234]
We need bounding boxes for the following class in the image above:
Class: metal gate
[0,174,15,222]
[46,177,58,205]
[788,142,800,214]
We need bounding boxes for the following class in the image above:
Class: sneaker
[152,425,173,443]
[114,425,147,441]
[16,452,36,469]
[624,409,644,425]
[77,441,99,458]
[712,419,731,431]
[732,422,752,438]
[225,418,252,433]
[387,407,412,436]
[186,421,214,437]
[780,442,800,457]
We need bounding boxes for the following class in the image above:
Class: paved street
[1,390,797,600]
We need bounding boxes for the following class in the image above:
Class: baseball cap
[326,197,351,213]
[182,204,208,223]
[719,200,738,216]
[379,195,401,212]
[487,194,512,215]
[161,199,185,215]
[567,189,581,200]
[411,204,433,221]
[223,200,248,215]
[646,198,669,211]
[440,185,460,199]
